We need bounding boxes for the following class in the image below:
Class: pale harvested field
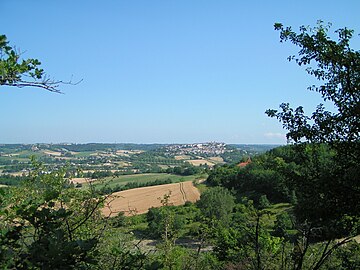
[158,165,171,169]
[103,181,200,217]
[114,161,130,167]
[1,153,19,157]
[208,156,224,163]
[70,177,97,184]
[174,155,191,160]
[9,172,27,176]
[43,150,62,156]
[354,235,360,243]
[116,150,144,156]
[186,159,215,167]
[82,170,95,174]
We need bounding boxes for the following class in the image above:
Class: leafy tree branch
[0,34,80,93]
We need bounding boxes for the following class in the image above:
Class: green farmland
[87,173,207,190]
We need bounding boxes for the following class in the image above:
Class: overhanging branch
[1,78,83,93]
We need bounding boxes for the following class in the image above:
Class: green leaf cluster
[0,159,105,269]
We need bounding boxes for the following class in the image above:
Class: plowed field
[102,181,200,217]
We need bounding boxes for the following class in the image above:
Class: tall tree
[266,21,360,269]
[197,186,235,227]
[266,21,359,147]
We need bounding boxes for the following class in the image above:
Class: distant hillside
[229,144,281,155]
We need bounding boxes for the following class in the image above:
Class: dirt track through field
[179,182,186,202]
[102,181,200,217]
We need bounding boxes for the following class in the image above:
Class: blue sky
[1,0,359,144]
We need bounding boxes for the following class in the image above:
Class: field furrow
[102,181,200,217]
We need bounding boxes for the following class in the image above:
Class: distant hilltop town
[164,142,230,156]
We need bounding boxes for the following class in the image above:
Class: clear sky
[1,0,359,144]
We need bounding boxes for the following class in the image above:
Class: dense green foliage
[0,160,105,269]
[266,21,360,243]
[206,21,360,269]
[1,21,359,269]
[1,156,359,269]
[197,187,235,226]
[207,147,294,203]
[0,174,25,186]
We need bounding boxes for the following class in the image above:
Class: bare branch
[1,78,83,94]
